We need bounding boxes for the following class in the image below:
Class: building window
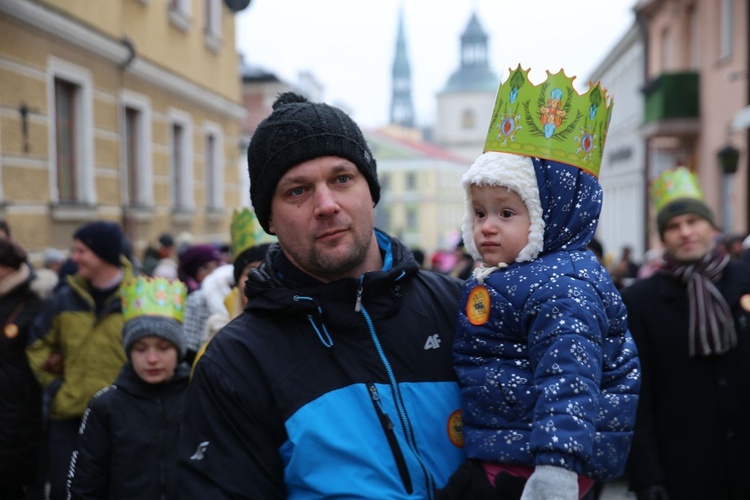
[48,58,94,205]
[720,0,733,59]
[204,0,222,51]
[406,172,417,191]
[380,172,390,191]
[660,27,673,71]
[169,110,194,211]
[204,123,224,211]
[169,0,192,31]
[121,91,153,207]
[406,207,417,231]
[462,108,475,130]
[124,107,139,205]
[55,79,76,202]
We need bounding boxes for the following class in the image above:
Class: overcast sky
[235,0,637,129]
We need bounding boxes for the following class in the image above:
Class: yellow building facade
[0,0,246,261]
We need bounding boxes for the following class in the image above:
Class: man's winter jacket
[178,231,466,499]
[26,259,133,420]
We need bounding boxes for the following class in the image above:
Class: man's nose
[314,186,340,216]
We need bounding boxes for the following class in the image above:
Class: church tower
[435,12,499,160]
[389,7,415,127]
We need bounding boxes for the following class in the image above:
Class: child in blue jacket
[447,151,641,500]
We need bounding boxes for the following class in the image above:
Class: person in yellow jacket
[26,221,133,500]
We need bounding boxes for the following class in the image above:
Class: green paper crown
[650,166,705,212]
[230,208,264,261]
[484,65,614,177]
[121,277,187,324]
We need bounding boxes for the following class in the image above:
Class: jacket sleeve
[68,395,113,499]
[25,291,63,389]
[522,276,605,472]
[177,339,287,499]
[621,287,665,491]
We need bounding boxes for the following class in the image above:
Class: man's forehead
[278,158,357,182]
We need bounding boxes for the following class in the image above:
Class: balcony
[641,71,700,138]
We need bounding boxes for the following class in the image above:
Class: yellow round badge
[740,294,750,312]
[447,409,464,448]
[467,286,490,326]
[4,323,19,339]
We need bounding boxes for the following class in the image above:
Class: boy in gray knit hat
[68,277,189,498]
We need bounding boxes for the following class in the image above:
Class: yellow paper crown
[650,166,705,212]
[230,208,264,261]
[121,277,187,324]
[484,65,614,177]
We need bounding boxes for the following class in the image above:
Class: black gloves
[637,484,670,500]
[436,460,526,500]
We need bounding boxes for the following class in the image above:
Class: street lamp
[717,144,740,174]
[717,144,740,230]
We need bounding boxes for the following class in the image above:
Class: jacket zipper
[357,274,436,499]
[367,382,412,494]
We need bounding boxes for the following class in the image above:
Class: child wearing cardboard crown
[443,66,641,500]
[67,277,189,499]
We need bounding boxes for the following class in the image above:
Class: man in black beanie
[179,93,466,499]
[26,220,134,500]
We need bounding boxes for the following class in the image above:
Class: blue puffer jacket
[454,153,641,480]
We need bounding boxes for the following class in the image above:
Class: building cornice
[0,0,245,120]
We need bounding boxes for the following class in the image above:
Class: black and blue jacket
[178,230,466,499]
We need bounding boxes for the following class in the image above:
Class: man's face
[268,156,378,282]
[70,239,107,282]
[661,213,717,262]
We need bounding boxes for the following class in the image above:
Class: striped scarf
[660,244,736,357]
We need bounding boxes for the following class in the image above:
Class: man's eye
[288,187,305,197]
[335,175,351,184]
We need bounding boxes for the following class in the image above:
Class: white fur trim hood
[461,152,545,266]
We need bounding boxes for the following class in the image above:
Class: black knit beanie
[73,221,124,267]
[657,197,715,236]
[122,316,186,361]
[247,92,380,234]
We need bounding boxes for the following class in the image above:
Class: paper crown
[230,208,264,261]
[484,65,614,177]
[121,277,187,324]
[650,166,705,212]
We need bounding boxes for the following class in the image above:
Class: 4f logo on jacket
[424,334,441,350]
[190,441,210,460]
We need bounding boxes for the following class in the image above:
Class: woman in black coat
[0,239,45,499]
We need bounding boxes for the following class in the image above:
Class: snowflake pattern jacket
[454,154,641,480]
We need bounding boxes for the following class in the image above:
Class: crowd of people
[0,76,748,500]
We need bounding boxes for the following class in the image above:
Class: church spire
[389,6,415,127]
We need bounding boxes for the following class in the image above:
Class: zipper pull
[368,383,394,429]
[354,284,363,312]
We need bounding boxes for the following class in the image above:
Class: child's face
[131,336,178,384]
[470,185,531,266]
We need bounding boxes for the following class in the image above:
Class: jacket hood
[462,152,601,263]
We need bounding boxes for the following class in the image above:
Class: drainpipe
[636,6,651,252]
